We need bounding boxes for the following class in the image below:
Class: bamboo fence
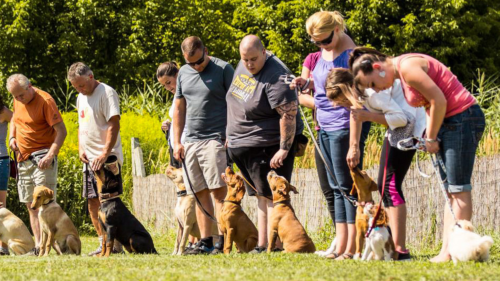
[133,153,500,248]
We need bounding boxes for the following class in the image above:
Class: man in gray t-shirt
[226,35,304,253]
[172,36,234,255]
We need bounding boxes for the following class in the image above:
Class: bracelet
[9,137,15,143]
[425,138,439,143]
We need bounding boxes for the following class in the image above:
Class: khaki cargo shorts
[182,139,227,194]
[17,158,58,203]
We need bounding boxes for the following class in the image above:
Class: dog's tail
[475,235,493,262]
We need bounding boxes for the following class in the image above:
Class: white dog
[315,237,337,257]
[448,220,493,264]
[361,203,396,261]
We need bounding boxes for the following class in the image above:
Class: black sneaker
[24,247,40,256]
[272,247,284,252]
[210,248,224,255]
[88,245,102,257]
[396,251,412,261]
[184,242,214,255]
[249,246,266,254]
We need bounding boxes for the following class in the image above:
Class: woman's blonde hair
[325,68,363,109]
[306,11,346,38]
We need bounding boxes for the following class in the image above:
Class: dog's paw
[314,250,328,257]
[353,253,361,260]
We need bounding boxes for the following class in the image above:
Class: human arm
[39,121,67,169]
[400,60,446,153]
[173,97,186,161]
[270,100,297,169]
[296,66,315,109]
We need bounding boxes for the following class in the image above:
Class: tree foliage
[0,0,499,97]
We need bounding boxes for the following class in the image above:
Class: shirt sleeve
[102,88,121,122]
[174,71,183,99]
[44,97,63,127]
[223,63,235,92]
[266,73,297,109]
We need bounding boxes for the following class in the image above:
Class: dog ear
[235,180,246,201]
[45,188,54,199]
[278,183,288,196]
[289,184,298,194]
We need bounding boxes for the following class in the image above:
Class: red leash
[365,139,390,238]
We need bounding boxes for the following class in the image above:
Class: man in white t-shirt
[68,62,123,256]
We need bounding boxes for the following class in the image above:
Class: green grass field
[1,232,499,281]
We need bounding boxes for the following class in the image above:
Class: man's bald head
[239,35,265,53]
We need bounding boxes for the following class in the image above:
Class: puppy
[219,167,258,254]
[351,167,378,259]
[31,186,81,256]
[94,168,157,256]
[448,220,493,264]
[0,204,35,255]
[361,202,396,261]
[267,170,315,253]
[165,165,200,255]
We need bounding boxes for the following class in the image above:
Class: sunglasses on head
[186,51,205,66]
[310,31,334,46]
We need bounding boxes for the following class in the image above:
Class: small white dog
[361,203,396,261]
[448,220,493,264]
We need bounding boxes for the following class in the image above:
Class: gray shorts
[182,139,227,194]
[17,158,58,203]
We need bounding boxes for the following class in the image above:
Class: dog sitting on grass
[448,220,493,264]
[31,186,81,256]
[0,203,35,255]
[165,165,200,255]
[361,202,396,261]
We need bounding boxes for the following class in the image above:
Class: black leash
[181,158,219,223]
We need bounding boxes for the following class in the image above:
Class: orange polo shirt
[13,87,63,162]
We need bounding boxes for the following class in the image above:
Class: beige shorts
[17,158,58,203]
[182,139,227,194]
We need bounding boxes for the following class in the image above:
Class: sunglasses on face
[310,31,334,46]
[186,51,205,66]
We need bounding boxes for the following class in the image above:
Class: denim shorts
[0,157,9,191]
[437,104,485,193]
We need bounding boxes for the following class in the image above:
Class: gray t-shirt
[175,57,234,142]
[226,53,304,148]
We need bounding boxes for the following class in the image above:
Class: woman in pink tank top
[348,47,485,263]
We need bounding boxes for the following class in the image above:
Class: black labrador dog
[94,156,157,256]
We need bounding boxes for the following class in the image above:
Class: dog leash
[365,140,390,238]
[397,137,458,224]
[180,158,219,223]
[280,74,357,207]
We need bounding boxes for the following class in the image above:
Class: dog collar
[273,200,290,206]
[223,200,241,206]
[177,190,187,197]
[99,192,120,202]
[43,199,54,206]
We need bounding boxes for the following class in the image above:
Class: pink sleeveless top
[397,53,476,118]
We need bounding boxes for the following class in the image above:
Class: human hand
[79,150,89,164]
[425,140,440,154]
[9,138,18,151]
[174,144,185,162]
[350,109,371,122]
[270,149,289,169]
[161,120,171,132]
[91,152,110,171]
[347,146,360,169]
[289,77,307,91]
[38,154,55,170]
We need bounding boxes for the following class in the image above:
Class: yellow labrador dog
[0,203,35,255]
[31,186,81,256]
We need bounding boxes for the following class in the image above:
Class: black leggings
[314,139,335,223]
[377,137,416,207]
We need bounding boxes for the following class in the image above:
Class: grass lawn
[1,232,499,281]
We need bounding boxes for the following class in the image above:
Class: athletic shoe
[23,247,40,256]
[184,242,214,255]
[87,245,102,256]
[396,251,412,261]
[249,246,266,254]
[210,248,223,255]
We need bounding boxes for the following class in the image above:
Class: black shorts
[227,140,297,198]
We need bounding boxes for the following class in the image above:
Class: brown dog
[349,167,378,259]
[267,170,315,253]
[31,186,81,256]
[0,204,35,255]
[165,165,200,255]
[219,167,258,254]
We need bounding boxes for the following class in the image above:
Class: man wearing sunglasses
[172,36,235,255]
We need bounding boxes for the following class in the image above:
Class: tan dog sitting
[350,167,378,259]
[165,165,200,255]
[219,167,258,254]
[0,203,35,255]
[31,186,81,256]
[267,170,315,253]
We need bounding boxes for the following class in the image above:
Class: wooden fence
[131,138,500,248]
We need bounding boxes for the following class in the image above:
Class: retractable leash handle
[279,74,358,207]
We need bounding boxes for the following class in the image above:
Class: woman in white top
[325,68,425,260]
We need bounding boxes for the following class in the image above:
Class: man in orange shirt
[7,74,67,256]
